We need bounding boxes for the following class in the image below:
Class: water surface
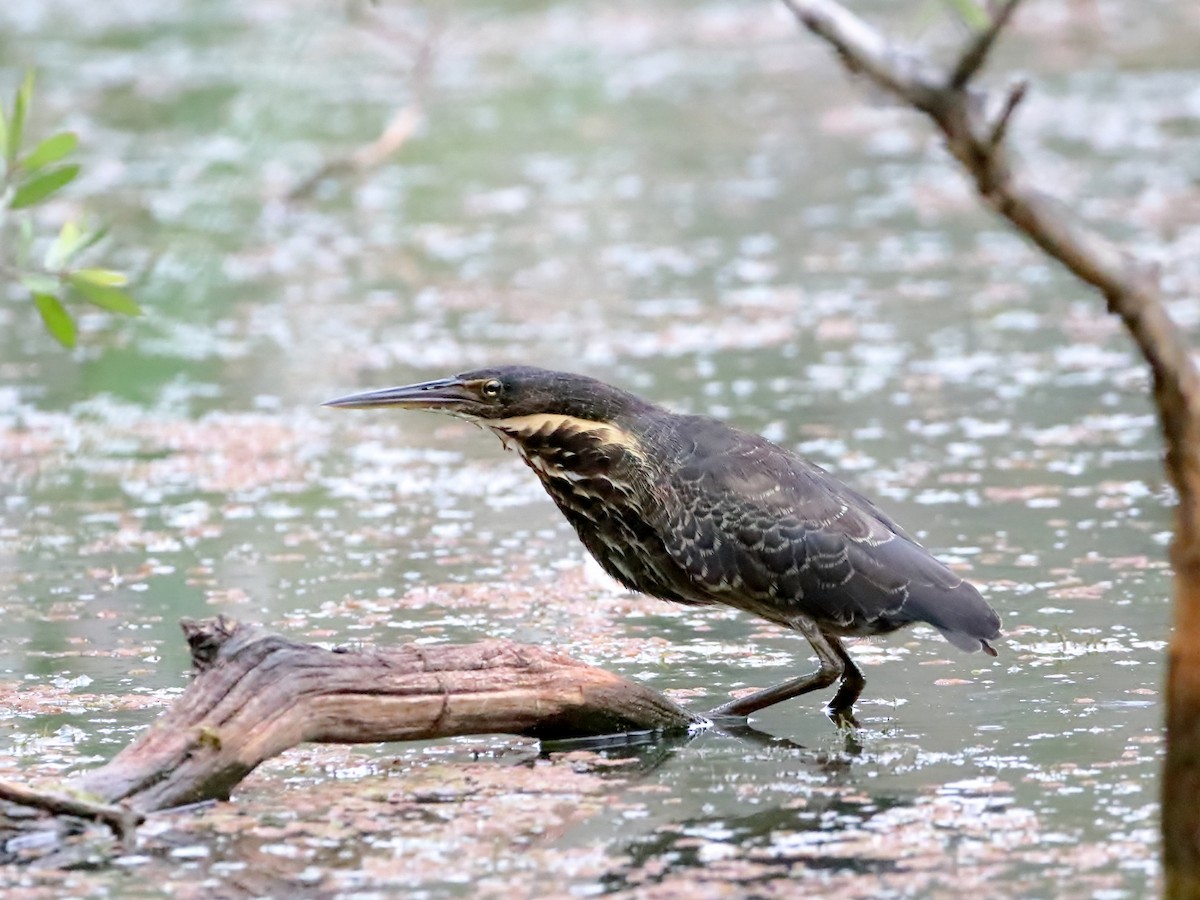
[2,0,1198,895]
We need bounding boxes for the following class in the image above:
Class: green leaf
[33,292,77,348]
[76,223,111,255]
[68,274,141,316]
[19,273,60,294]
[44,219,84,270]
[0,95,8,165]
[8,70,34,167]
[20,131,77,173]
[9,164,79,208]
[71,267,128,287]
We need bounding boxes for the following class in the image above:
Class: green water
[3,0,1198,895]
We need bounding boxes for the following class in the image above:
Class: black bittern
[326,366,1001,721]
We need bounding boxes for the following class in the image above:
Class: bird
[325,365,1001,722]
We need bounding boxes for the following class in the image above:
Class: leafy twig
[1,70,140,347]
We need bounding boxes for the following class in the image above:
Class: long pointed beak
[323,377,475,411]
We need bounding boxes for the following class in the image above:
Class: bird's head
[324,365,650,430]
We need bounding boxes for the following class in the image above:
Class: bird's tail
[904,581,1002,655]
[936,625,1000,656]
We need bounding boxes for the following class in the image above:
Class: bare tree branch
[778,1,1200,891]
[779,0,1200,513]
[780,0,943,111]
[987,78,1027,149]
[949,0,1023,89]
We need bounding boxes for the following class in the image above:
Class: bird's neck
[484,413,649,483]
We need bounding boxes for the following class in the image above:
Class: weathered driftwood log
[58,617,699,814]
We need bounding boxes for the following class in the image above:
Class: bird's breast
[484,412,696,597]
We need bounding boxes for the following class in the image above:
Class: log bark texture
[65,617,700,814]
[779,1,1200,893]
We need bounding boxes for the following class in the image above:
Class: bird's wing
[650,420,998,646]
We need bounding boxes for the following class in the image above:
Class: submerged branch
[0,781,141,846]
[288,10,441,201]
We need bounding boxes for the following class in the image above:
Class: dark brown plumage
[326,365,1001,721]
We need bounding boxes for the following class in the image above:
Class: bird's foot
[825,704,859,730]
[824,666,865,729]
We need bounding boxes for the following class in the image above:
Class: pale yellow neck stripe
[485,413,644,455]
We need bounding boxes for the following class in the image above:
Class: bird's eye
[481,379,503,399]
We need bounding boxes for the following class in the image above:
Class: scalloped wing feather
[651,418,1001,650]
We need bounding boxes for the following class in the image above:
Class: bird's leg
[824,633,865,728]
[706,620,844,719]
[825,634,865,712]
